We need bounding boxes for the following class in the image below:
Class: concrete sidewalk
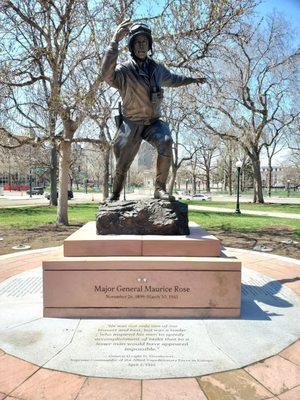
[189,204,300,220]
[0,247,299,399]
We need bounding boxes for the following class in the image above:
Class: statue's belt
[126,117,159,126]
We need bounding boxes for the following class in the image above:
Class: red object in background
[3,184,30,191]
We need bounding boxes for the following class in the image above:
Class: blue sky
[138,0,300,45]
[256,0,300,44]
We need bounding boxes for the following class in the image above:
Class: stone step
[63,222,221,257]
[44,255,240,271]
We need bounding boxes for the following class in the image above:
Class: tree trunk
[253,174,257,203]
[251,155,264,203]
[268,161,272,197]
[228,157,232,195]
[56,140,71,225]
[102,147,110,201]
[8,156,12,190]
[223,170,227,191]
[193,174,197,194]
[49,143,58,206]
[205,167,210,193]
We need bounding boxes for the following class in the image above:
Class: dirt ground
[0,225,81,256]
[0,224,299,259]
[209,227,300,259]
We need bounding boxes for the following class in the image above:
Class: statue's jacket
[101,41,195,122]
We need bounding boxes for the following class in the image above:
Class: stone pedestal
[43,221,241,318]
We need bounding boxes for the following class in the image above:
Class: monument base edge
[44,307,240,319]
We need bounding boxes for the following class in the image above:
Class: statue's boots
[109,172,126,201]
[154,155,175,201]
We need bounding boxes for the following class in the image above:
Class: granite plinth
[43,222,241,318]
[44,307,240,318]
[43,256,241,317]
[64,221,221,257]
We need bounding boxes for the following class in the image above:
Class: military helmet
[128,23,153,55]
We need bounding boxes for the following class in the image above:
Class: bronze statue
[101,19,206,201]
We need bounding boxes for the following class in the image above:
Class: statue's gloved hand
[112,18,133,43]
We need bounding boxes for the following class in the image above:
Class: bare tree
[88,90,119,200]
[155,0,256,72]
[285,116,300,154]
[188,16,299,203]
[0,0,138,224]
[160,91,198,196]
[192,132,219,193]
[263,130,285,197]
[0,133,47,188]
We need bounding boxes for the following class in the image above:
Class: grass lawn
[186,200,300,214]
[189,210,300,238]
[208,189,300,198]
[0,203,99,228]
[1,204,299,239]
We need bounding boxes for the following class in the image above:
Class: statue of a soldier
[101,19,206,201]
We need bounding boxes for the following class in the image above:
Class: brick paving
[0,247,299,400]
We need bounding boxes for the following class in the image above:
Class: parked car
[45,190,73,200]
[176,190,191,200]
[26,186,44,195]
[187,193,211,201]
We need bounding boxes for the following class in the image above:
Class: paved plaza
[0,247,299,399]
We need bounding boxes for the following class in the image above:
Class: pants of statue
[112,118,173,200]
